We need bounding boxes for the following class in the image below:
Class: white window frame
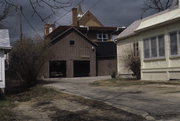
[169,31,180,57]
[143,34,165,60]
[97,32,109,42]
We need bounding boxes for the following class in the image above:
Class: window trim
[169,31,180,57]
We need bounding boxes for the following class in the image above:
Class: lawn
[0,85,145,121]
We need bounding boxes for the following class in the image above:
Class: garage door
[74,61,90,77]
[49,61,66,78]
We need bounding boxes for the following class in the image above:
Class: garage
[49,61,66,78]
[73,61,90,77]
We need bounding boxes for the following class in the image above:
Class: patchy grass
[0,85,146,121]
[0,99,16,121]
[91,78,180,87]
[0,86,59,121]
[10,86,59,102]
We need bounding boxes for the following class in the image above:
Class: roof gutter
[0,46,12,50]
[115,32,138,43]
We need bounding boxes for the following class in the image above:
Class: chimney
[44,24,56,36]
[72,8,78,26]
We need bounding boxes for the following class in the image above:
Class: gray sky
[3,0,154,42]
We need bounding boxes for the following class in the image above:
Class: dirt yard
[45,77,180,121]
[0,86,145,121]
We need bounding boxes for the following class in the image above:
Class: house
[116,2,180,81]
[42,6,124,78]
[0,30,11,93]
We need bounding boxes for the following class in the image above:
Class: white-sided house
[117,4,180,81]
[0,30,11,92]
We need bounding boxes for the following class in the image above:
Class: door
[73,61,90,77]
[49,61,66,78]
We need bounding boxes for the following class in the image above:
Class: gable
[49,30,96,60]
[79,11,104,27]
[50,27,97,47]
[85,19,102,27]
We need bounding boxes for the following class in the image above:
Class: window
[133,42,139,56]
[151,37,157,58]
[143,35,165,59]
[144,39,150,59]
[170,32,178,56]
[97,33,109,42]
[69,40,75,45]
[158,35,165,57]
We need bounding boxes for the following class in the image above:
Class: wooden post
[20,6,23,41]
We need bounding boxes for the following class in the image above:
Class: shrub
[111,71,116,79]
[7,38,52,87]
[122,48,141,79]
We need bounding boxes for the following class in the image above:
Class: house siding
[117,36,140,77]
[140,21,180,80]
[42,31,96,78]
[97,59,117,76]
[117,20,180,81]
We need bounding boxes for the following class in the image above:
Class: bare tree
[0,4,12,28]
[0,0,73,23]
[143,0,177,12]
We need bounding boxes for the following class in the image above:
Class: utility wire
[65,0,102,26]
[21,10,43,40]
[88,0,102,11]
[54,0,85,24]
[17,0,84,39]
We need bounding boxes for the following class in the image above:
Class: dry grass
[0,85,146,121]
[0,98,16,121]
[91,79,180,87]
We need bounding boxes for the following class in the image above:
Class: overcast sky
[3,0,155,42]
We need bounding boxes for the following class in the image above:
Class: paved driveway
[45,77,180,121]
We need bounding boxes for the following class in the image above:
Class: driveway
[45,76,180,121]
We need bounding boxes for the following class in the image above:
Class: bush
[129,56,141,79]
[111,72,116,79]
[122,49,141,79]
[7,38,52,87]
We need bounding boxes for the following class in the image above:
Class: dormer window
[97,33,109,42]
